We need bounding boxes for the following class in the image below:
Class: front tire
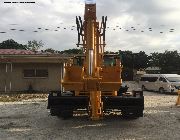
[121,109,143,119]
[159,87,164,94]
[142,85,146,91]
[50,108,61,116]
[61,110,73,119]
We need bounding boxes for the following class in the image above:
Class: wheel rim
[142,86,145,91]
[159,88,164,93]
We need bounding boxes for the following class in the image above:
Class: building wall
[0,63,63,92]
[0,64,6,91]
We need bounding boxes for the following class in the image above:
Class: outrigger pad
[102,96,144,117]
[47,93,89,110]
[47,91,144,118]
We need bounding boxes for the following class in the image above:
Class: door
[146,77,158,91]
[4,63,12,92]
[158,77,168,91]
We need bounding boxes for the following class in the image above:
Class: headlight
[171,85,179,89]
[175,86,180,89]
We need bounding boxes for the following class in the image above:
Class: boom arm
[75,2,108,120]
[61,0,122,120]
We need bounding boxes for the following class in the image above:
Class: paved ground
[0,91,179,140]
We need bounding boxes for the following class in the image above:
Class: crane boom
[47,1,144,121]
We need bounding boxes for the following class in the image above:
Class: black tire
[159,87,164,94]
[121,109,142,119]
[61,110,73,119]
[50,108,61,116]
[142,85,146,91]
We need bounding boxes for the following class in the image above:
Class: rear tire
[159,87,164,94]
[50,108,61,116]
[50,108,73,119]
[61,110,73,119]
[121,109,143,119]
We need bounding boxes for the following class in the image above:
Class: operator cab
[103,54,121,66]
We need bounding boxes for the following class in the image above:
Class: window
[159,77,167,82]
[166,77,180,82]
[24,69,48,78]
[104,57,115,66]
[148,77,158,82]
[24,69,35,77]
[140,77,158,82]
[140,77,147,81]
[36,69,48,77]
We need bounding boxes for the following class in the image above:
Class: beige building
[0,49,68,92]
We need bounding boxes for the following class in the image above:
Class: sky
[0,0,180,54]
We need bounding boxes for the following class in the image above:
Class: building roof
[0,49,34,55]
[0,49,73,63]
[0,49,51,55]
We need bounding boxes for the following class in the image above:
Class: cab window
[159,77,167,82]
[140,77,158,82]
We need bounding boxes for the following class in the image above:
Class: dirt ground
[0,91,180,140]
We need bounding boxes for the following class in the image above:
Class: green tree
[149,51,180,74]
[44,48,56,53]
[159,51,180,73]
[120,50,133,68]
[149,52,162,67]
[133,51,149,69]
[120,50,149,80]
[0,39,27,50]
[27,40,44,51]
[120,51,133,80]
[60,48,83,54]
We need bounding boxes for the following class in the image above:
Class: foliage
[60,48,83,54]
[148,51,180,73]
[133,51,149,69]
[0,39,44,51]
[1,39,180,74]
[119,50,180,74]
[0,39,27,50]
[119,50,149,69]
[158,51,180,73]
[119,50,149,80]
[44,48,57,53]
[26,40,44,51]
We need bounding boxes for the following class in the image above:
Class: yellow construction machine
[47,1,144,120]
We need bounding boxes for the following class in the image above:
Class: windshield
[104,57,115,66]
[166,77,180,82]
